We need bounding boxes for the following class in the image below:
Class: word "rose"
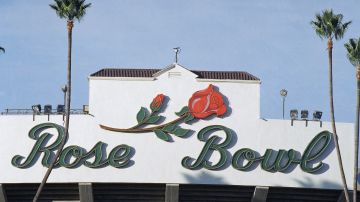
[188,84,227,119]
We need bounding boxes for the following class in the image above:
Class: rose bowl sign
[12,85,334,173]
[0,65,354,189]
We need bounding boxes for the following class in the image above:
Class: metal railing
[1,109,85,115]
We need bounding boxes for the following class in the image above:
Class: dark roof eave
[90,68,260,81]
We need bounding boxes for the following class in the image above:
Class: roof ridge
[192,69,248,73]
[100,67,161,70]
[90,67,260,81]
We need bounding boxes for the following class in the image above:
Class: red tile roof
[90,68,260,81]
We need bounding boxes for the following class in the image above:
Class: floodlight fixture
[83,105,89,114]
[57,105,65,114]
[61,85,67,93]
[290,109,298,120]
[301,110,309,120]
[313,111,323,121]
[44,105,52,114]
[280,89,288,97]
[32,104,41,114]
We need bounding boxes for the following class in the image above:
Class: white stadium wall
[0,64,354,191]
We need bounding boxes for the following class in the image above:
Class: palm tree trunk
[354,67,360,202]
[328,39,350,202]
[32,20,73,202]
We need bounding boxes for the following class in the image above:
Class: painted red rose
[150,94,165,111]
[188,84,227,119]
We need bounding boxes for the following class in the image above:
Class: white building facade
[0,63,354,201]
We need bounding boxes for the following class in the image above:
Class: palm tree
[345,38,360,202]
[33,0,91,201]
[311,9,351,202]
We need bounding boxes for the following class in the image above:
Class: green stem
[100,113,188,133]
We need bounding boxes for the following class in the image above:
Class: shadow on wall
[182,171,228,184]
[292,176,342,189]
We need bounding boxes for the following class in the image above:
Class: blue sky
[0,0,359,122]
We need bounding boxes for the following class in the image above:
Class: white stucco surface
[0,64,354,190]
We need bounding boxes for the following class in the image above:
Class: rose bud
[150,94,165,112]
[188,84,227,119]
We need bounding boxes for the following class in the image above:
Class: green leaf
[184,114,195,123]
[173,128,190,137]
[136,107,147,123]
[163,124,176,132]
[145,115,162,124]
[154,129,171,142]
[175,106,189,116]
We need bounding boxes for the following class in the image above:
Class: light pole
[61,85,67,119]
[280,89,288,119]
[61,85,67,106]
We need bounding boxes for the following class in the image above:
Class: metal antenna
[173,47,181,63]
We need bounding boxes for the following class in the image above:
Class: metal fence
[1,109,85,115]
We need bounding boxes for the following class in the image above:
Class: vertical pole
[165,184,179,202]
[63,91,66,121]
[251,186,269,202]
[79,183,94,202]
[280,89,287,120]
[0,184,7,202]
[62,86,66,121]
[173,47,180,63]
[282,97,285,119]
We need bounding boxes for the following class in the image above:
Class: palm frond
[345,38,360,67]
[311,14,326,40]
[50,0,91,21]
[311,9,350,41]
[339,21,352,39]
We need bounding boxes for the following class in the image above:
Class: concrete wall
[89,64,261,126]
[0,64,354,190]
